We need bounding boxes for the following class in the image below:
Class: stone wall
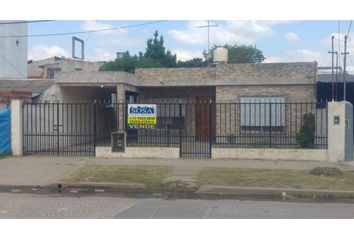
[135,62,317,87]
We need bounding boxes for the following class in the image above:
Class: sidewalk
[1,156,354,200]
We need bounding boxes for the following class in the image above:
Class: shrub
[310,167,343,177]
[296,112,315,148]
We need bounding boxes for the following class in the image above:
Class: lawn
[198,168,354,191]
[65,165,173,189]
[0,152,11,159]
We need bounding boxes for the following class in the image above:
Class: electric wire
[0,20,168,38]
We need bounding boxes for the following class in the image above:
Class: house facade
[17,61,327,158]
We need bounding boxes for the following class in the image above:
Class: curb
[2,183,354,202]
[0,182,146,194]
[196,185,354,200]
[49,182,147,193]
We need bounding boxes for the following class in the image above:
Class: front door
[195,96,215,140]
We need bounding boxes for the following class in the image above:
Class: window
[240,96,285,132]
[147,98,186,129]
[46,67,61,79]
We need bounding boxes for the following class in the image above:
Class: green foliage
[310,167,343,177]
[176,58,206,68]
[100,32,267,73]
[210,44,265,63]
[0,151,11,159]
[296,112,316,148]
[100,31,178,72]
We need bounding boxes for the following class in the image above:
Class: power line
[0,20,55,25]
[0,54,27,78]
[0,20,168,38]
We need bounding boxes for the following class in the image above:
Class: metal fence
[22,101,328,157]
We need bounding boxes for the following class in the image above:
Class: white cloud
[89,48,116,61]
[28,45,70,60]
[80,20,127,35]
[80,20,143,47]
[171,49,203,61]
[262,48,323,64]
[285,32,300,42]
[168,20,290,46]
[263,56,283,63]
[297,49,321,60]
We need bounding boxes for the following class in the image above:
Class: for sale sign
[127,104,157,128]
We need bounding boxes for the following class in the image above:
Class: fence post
[269,102,272,148]
[56,102,60,156]
[11,100,23,156]
[179,103,182,157]
[93,101,97,155]
[209,100,213,157]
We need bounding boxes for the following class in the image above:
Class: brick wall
[0,91,32,108]
[215,85,317,144]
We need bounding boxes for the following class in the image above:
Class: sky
[26,20,354,70]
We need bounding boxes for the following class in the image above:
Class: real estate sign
[127,104,157,129]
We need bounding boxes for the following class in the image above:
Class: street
[0,193,354,218]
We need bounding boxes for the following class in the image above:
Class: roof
[135,62,317,87]
[0,80,54,94]
[54,71,138,86]
[317,73,354,83]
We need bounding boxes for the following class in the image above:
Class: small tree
[296,113,315,148]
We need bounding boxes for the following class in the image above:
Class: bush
[296,112,315,148]
[310,167,343,177]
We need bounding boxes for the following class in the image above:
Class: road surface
[0,193,353,218]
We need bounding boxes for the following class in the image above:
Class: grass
[65,165,173,189]
[0,151,11,159]
[198,167,354,191]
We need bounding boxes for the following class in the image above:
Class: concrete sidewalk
[1,155,354,187]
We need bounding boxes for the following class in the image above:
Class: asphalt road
[0,193,354,218]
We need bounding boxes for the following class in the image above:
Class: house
[0,80,54,109]
[17,60,327,159]
[28,57,105,80]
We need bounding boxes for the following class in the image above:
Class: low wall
[96,146,180,158]
[212,148,328,161]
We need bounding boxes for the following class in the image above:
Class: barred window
[240,96,285,131]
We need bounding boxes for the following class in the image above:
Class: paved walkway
[1,156,354,186]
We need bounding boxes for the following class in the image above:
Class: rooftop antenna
[198,20,218,67]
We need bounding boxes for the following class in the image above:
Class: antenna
[198,20,218,67]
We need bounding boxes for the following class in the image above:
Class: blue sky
[27,20,354,70]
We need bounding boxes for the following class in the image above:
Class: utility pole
[341,35,349,101]
[334,51,339,101]
[198,20,218,67]
[328,36,335,101]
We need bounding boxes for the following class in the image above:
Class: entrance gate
[179,98,214,158]
[23,102,96,156]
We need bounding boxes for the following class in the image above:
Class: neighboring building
[28,57,105,79]
[0,21,27,79]
[0,80,53,109]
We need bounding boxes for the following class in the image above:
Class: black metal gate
[179,100,213,158]
[23,102,96,156]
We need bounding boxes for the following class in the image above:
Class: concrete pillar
[327,101,353,162]
[11,100,23,156]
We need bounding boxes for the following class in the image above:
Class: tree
[176,58,206,68]
[210,44,265,64]
[100,31,178,72]
[100,32,267,73]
